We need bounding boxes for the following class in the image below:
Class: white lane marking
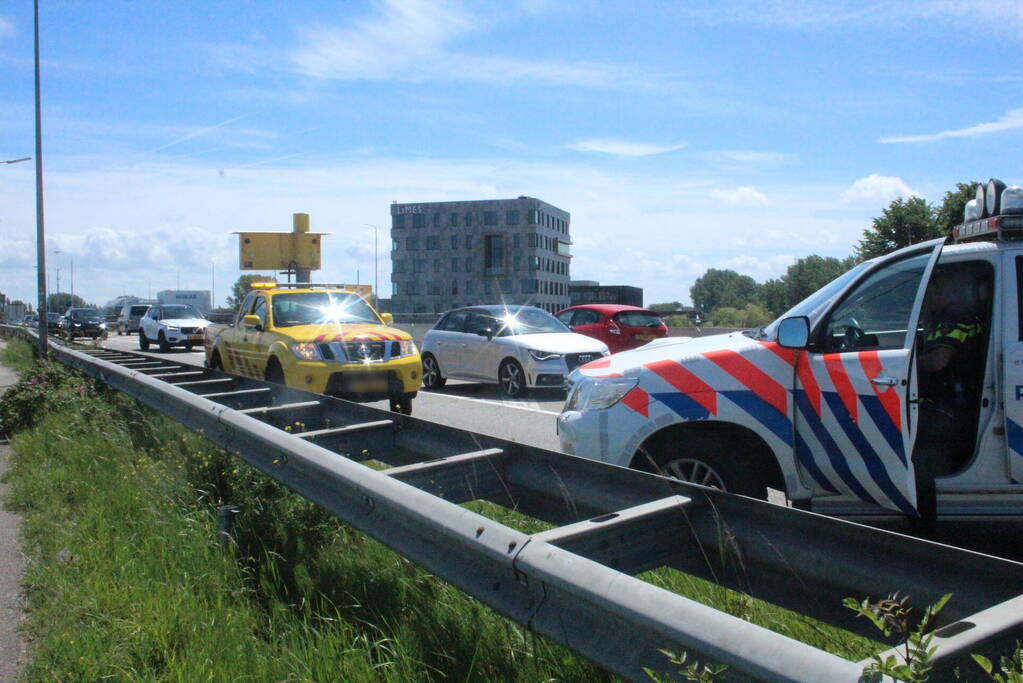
[421,390,561,415]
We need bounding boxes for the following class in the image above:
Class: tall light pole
[33,0,48,354]
[363,224,378,305]
[53,248,72,303]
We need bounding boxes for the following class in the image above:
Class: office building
[569,281,643,307]
[390,197,571,314]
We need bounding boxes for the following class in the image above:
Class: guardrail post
[217,505,241,551]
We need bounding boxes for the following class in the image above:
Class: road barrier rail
[3,324,1023,681]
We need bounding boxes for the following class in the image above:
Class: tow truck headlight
[529,349,562,361]
[564,376,638,412]
[291,342,322,361]
[398,339,417,357]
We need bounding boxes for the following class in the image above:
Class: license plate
[636,334,655,341]
[188,335,203,341]
[350,379,388,393]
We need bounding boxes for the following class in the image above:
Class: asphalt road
[99,333,566,452]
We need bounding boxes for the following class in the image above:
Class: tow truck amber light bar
[248,282,363,291]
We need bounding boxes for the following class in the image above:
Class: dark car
[60,308,108,341]
[555,304,669,354]
[45,312,63,332]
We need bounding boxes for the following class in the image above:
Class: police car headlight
[529,349,562,361]
[291,342,322,361]
[565,376,638,412]
[398,339,417,357]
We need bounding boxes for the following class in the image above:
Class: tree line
[651,182,978,327]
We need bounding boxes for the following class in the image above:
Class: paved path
[0,343,27,680]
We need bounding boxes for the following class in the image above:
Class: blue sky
[1,0,1021,308]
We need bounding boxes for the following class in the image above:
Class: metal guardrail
[3,324,1023,681]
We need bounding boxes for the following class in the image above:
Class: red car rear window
[615,311,663,327]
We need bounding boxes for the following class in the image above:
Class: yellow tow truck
[204,282,421,414]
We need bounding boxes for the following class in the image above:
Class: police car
[559,178,1023,521]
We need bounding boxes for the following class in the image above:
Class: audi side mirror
[777,316,810,349]
[483,327,494,340]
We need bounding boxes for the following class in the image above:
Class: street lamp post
[33,0,48,355]
[363,224,378,306]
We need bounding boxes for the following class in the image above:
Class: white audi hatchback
[420,305,609,397]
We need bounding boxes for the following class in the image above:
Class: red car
[555,304,669,354]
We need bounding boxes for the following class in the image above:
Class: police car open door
[792,240,943,515]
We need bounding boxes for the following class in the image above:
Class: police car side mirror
[777,316,810,349]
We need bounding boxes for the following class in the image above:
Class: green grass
[0,359,881,681]
[1,338,36,374]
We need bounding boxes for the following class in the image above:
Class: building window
[406,236,419,250]
[501,279,513,294]
[451,257,460,272]
[483,280,492,295]
[512,234,521,249]
[450,213,460,227]
[513,253,522,271]
[413,214,426,228]
[528,233,538,248]
[521,279,538,294]
[415,302,427,313]
[464,256,473,272]
[451,280,458,295]
[392,259,406,274]
[529,210,538,225]
[466,280,475,295]
[392,282,400,296]
[484,211,498,226]
[426,235,440,250]
[484,235,505,275]
[433,213,441,227]
[433,259,441,273]
[530,256,540,270]
[392,238,399,251]
[393,214,405,229]
[450,235,458,249]
[506,210,519,225]
[405,281,419,295]
[465,234,473,249]
[429,281,441,295]
[465,213,473,226]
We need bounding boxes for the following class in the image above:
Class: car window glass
[235,294,255,325]
[252,296,267,327]
[439,310,468,332]
[465,312,493,335]
[555,310,574,326]
[821,252,930,352]
[615,311,663,327]
[572,309,601,326]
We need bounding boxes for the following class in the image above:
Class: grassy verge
[0,356,880,680]
[0,338,36,374]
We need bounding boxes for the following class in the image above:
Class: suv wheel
[158,332,171,353]
[139,329,150,350]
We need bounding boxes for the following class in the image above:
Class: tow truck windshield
[271,292,381,327]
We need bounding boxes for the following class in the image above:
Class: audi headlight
[529,349,562,361]
[398,339,417,357]
[564,376,638,412]
[291,342,322,361]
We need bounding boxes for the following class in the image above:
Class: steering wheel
[840,319,864,350]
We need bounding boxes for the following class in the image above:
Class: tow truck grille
[318,341,401,363]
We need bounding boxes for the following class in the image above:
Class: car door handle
[871,376,898,387]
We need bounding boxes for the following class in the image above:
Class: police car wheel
[641,432,770,500]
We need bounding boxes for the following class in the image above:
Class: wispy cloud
[142,116,247,154]
[880,107,1023,143]
[0,17,14,40]
[290,0,648,89]
[568,138,687,157]
[711,185,769,206]
[842,174,916,203]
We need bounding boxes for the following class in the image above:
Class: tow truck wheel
[139,330,150,350]
[158,332,171,353]
[389,394,413,415]
[264,359,285,385]
[421,354,446,389]
[210,351,223,371]
[639,430,770,500]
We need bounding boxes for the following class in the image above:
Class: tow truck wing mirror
[777,316,810,349]
[241,314,262,332]
[380,312,394,325]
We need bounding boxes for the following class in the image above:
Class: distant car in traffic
[22,314,38,327]
[420,305,609,398]
[45,312,63,333]
[116,303,151,335]
[60,308,108,341]
[139,303,210,352]
[555,304,668,354]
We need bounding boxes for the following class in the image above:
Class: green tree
[648,302,683,313]
[855,196,942,260]
[47,293,90,313]
[935,181,981,237]
[226,274,276,309]
[709,302,773,328]
[761,254,857,316]
[690,269,759,314]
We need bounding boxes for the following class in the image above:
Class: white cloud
[880,107,1023,143]
[568,138,687,157]
[0,17,14,40]
[704,150,796,165]
[842,174,916,203]
[711,185,768,206]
